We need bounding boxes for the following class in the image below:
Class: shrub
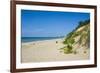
[61,45,73,54]
[63,38,75,45]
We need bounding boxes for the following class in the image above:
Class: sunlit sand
[21,38,89,63]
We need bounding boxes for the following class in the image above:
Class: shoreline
[22,38,64,45]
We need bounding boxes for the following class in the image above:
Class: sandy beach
[21,38,90,63]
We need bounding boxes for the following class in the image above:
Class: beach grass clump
[60,45,73,54]
[61,38,74,54]
[63,38,75,45]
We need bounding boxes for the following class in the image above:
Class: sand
[21,38,90,63]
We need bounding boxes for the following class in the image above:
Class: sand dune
[21,38,89,63]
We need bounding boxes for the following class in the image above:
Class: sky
[21,10,90,37]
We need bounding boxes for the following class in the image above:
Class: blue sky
[21,10,90,37]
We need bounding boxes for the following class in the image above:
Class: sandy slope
[21,38,89,63]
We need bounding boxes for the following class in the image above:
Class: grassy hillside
[60,19,90,54]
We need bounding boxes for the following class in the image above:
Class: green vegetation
[63,38,75,44]
[75,19,90,30]
[60,19,90,54]
[60,45,73,54]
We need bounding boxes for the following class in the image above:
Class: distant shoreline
[22,38,64,45]
[21,37,65,43]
